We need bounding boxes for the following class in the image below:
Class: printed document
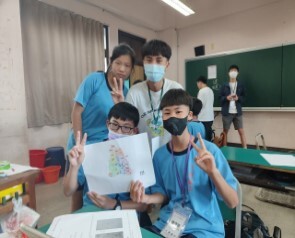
[46,210,142,238]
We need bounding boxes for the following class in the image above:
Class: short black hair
[160,89,192,110]
[191,97,203,116]
[108,102,139,127]
[196,76,207,84]
[110,43,136,68]
[142,39,172,60]
[228,64,239,72]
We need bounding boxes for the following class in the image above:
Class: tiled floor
[35,179,295,237]
[35,178,71,227]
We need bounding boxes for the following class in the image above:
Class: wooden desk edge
[229,161,295,174]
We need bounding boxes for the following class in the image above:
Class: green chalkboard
[282,44,295,107]
[185,45,294,108]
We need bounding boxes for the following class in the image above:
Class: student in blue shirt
[130,89,238,238]
[187,97,206,139]
[67,43,136,152]
[64,102,151,226]
[65,43,135,212]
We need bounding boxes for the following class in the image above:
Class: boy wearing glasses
[63,102,151,225]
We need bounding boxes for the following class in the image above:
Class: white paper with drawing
[83,133,155,195]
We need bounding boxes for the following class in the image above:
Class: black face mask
[163,116,188,136]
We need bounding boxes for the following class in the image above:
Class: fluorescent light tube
[161,0,195,16]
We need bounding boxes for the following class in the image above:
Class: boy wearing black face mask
[64,102,152,226]
[130,89,238,238]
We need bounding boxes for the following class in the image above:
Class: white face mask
[108,130,130,140]
[229,71,238,79]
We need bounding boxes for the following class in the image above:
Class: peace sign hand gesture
[68,131,87,168]
[111,77,124,104]
[191,133,216,176]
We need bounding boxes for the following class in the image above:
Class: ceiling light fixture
[161,0,195,16]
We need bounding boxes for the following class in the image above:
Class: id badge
[160,203,192,238]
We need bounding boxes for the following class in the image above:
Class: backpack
[225,205,281,238]
[241,210,271,238]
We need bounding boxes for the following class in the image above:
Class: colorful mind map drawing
[108,144,132,177]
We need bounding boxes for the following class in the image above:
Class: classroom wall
[157,28,178,82]
[175,0,295,149]
[0,0,29,164]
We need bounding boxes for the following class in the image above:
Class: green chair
[219,180,242,238]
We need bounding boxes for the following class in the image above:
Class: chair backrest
[255,133,267,150]
[219,180,242,238]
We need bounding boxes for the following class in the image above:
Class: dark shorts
[222,114,243,130]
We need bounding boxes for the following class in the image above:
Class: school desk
[221,146,295,192]
[39,205,161,237]
[0,169,40,215]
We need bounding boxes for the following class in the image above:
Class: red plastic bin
[29,150,47,183]
[42,166,61,184]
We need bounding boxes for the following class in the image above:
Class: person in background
[130,89,238,238]
[126,39,182,147]
[219,65,247,148]
[196,76,214,141]
[64,102,152,226]
[66,43,135,211]
[187,97,206,139]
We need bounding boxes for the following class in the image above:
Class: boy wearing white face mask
[219,65,247,148]
[126,39,182,147]
[63,102,152,226]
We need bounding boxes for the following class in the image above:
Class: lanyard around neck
[170,136,193,206]
[147,80,165,125]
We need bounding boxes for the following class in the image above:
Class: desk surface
[221,146,295,174]
[39,205,161,238]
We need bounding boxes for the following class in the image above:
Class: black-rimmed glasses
[108,122,134,133]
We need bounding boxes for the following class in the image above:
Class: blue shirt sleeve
[206,142,237,201]
[74,72,104,108]
[150,153,167,197]
[188,121,206,139]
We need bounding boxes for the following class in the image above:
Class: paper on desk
[261,153,295,167]
[83,133,155,195]
[46,210,142,238]
[0,164,38,177]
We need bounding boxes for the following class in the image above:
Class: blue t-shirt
[66,72,128,151]
[151,139,237,238]
[187,121,206,139]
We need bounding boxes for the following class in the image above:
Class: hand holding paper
[87,192,116,209]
